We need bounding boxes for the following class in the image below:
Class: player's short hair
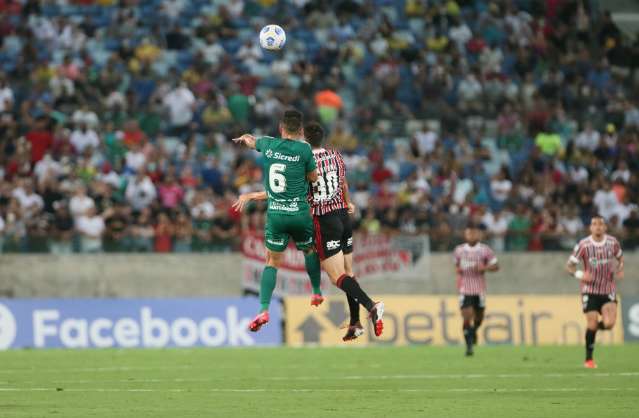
[304,122,324,148]
[466,222,484,231]
[281,109,303,135]
[591,214,606,223]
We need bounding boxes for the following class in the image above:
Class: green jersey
[256,136,316,215]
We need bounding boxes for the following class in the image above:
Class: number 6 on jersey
[269,163,287,193]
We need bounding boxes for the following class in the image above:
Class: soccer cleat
[369,301,385,337]
[310,294,324,307]
[584,359,597,369]
[465,348,474,357]
[342,321,365,342]
[248,311,269,332]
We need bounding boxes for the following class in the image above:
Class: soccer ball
[259,25,286,51]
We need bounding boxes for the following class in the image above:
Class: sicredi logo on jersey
[265,150,300,162]
[0,304,17,349]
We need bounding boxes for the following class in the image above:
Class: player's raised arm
[232,134,257,149]
[233,191,267,212]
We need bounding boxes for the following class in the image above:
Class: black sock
[597,321,606,330]
[463,324,474,350]
[347,295,360,325]
[337,276,374,311]
[585,329,597,361]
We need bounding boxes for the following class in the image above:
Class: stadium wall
[1,253,637,297]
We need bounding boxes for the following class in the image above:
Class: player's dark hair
[466,222,484,231]
[281,109,303,135]
[304,122,324,148]
[591,214,605,222]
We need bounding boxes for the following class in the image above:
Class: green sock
[260,266,278,311]
[304,252,322,295]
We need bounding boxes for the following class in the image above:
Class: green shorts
[264,211,314,253]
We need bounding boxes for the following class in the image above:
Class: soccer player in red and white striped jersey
[304,122,383,340]
[309,147,348,216]
[566,215,624,369]
[453,224,499,356]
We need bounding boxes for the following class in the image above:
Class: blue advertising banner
[0,298,281,350]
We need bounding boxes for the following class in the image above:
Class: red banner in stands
[241,233,412,296]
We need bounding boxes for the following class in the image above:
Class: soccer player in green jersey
[233,110,324,331]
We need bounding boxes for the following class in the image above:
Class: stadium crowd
[0,0,639,253]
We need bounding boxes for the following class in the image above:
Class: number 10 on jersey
[313,171,338,200]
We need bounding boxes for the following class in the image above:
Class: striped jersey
[308,148,348,216]
[569,235,623,295]
[453,243,498,295]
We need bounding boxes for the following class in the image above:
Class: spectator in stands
[25,117,54,164]
[482,208,509,252]
[575,121,600,152]
[507,205,532,251]
[71,102,99,129]
[50,201,74,254]
[70,122,100,154]
[103,202,130,252]
[559,206,584,250]
[158,174,184,210]
[163,81,195,137]
[173,211,193,253]
[125,171,156,212]
[130,208,154,252]
[490,167,512,209]
[69,185,94,220]
[593,181,619,221]
[154,212,174,253]
[76,206,105,253]
[0,74,14,113]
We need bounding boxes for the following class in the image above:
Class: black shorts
[582,293,617,314]
[313,209,353,260]
[459,295,486,311]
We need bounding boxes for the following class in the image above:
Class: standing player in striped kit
[565,215,624,369]
[453,224,499,356]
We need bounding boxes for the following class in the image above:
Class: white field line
[0,387,636,394]
[0,363,371,374]
[8,372,639,386]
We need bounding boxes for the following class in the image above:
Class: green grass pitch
[0,345,637,417]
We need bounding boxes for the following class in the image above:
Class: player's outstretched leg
[342,293,363,341]
[322,251,383,337]
[342,284,364,341]
[461,306,475,356]
[335,274,384,337]
[473,307,485,345]
[584,311,599,368]
[304,250,324,306]
[341,254,363,341]
[249,250,282,332]
[585,301,617,368]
